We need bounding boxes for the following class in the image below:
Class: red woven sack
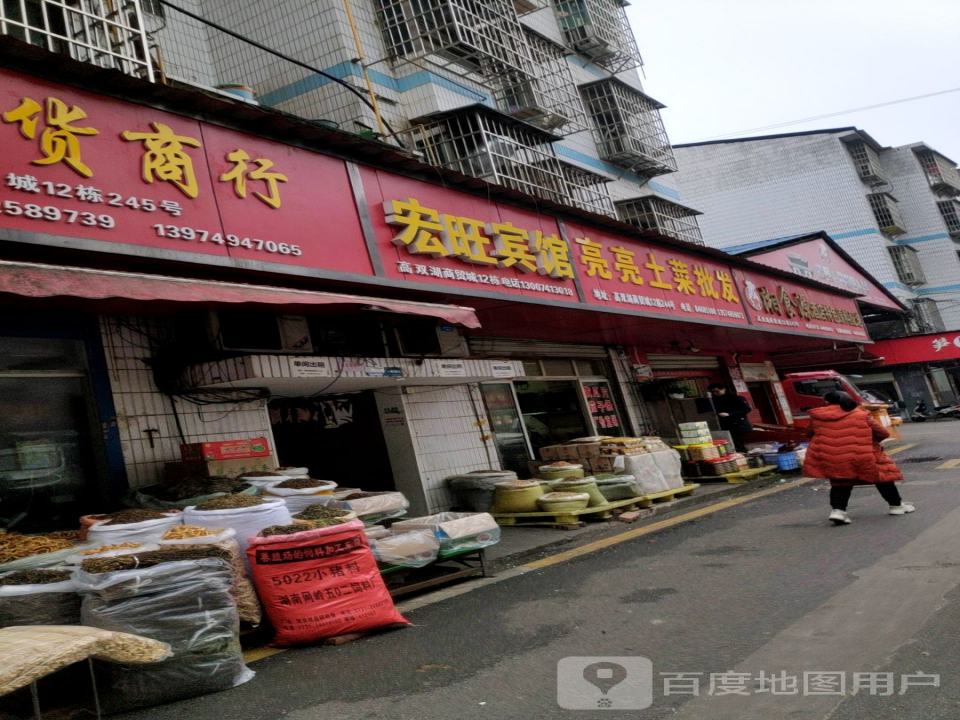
[247,520,408,645]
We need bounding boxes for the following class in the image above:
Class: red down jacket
[802,405,903,484]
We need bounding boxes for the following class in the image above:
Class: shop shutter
[467,338,609,359]
[646,354,721,370]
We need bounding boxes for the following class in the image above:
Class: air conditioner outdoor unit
[210,312,314,354]
[394,323,469,358]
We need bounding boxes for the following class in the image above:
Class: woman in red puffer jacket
[803,390,913,525]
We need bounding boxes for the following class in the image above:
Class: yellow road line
[523,479,813,571]
[887,443,918,456]
[936,459,960,470]
[243,646,285,663]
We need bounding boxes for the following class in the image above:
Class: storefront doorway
[747,382,780,425]
[268,392,395,491]
[0,337,101,531]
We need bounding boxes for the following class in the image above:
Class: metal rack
[616,196,704,245]
[580,78,676,176]
[407,106,567,203]
[374,0,530,78]
[0,0,153,80]
[493,29,587,133]
[552,0,642,72]
[561,162,615,218]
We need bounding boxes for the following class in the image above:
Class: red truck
[780,370,900,429]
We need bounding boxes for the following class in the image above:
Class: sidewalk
[485,475,798,571]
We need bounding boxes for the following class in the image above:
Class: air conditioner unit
[209,311,314,354]
[393,323,468,358]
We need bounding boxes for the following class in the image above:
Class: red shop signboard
[870,332,960,365]
[734,269,867,340]
[0,68,372,276]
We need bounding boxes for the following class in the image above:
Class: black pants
[830,483,902,511]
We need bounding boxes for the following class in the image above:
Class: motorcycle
[911,400,960,422]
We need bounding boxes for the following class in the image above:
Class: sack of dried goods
[0,569,80,628]
[158,526,261,626]
[85,509,182,546]
[247,520,408,646]
[294,504,357,528]
[370,531,439,568]
[131,476,257,510]
[0,531,83,572]
[332,491,409,523]
[182,496,292,560]
[75,550,253,712]
[263,478,339,514]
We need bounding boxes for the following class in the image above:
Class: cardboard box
[591,455,619,473]
[165,456,276,481]
[180,437,271,462]
[538,445,565,462]
[575,442,603,460]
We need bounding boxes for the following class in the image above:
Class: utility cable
[157,0,408,149]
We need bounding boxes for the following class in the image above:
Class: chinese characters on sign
[932,335,960,353]
[660,670,939,698]
[583,382,622,433]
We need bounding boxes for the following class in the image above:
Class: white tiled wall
[100,316,274,489]
[402,384,501,513]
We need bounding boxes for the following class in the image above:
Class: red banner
[734,269,868,340]
[871,332,960,365]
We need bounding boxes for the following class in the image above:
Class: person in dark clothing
[708,383,753,451]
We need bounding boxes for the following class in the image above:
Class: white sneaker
[829,509,852,525]
[889,503,916,516]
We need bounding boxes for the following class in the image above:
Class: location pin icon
[583,661,628,696]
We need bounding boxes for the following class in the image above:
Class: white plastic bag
[263,480,338,514]
[391,512,501,554]
[649,449,684,490]
[333,491,409,521]
[371,531,439,568]
[86,514,182,546]
[621,453,671,494]
[182,500,292,558]
[65,543,160,565]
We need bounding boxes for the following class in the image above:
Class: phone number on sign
[1,200,115,228]
[153,225,303,256]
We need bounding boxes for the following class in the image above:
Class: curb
[487,475,799,572]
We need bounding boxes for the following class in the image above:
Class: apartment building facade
[671,129,960,333]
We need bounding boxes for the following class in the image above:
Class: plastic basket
[776,451,800,471]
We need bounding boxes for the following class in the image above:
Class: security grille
[868,193,907,236]
[845,140,886,186]
[0,0,153,80]
[512,0,547,14]
[493,30,586,133]
[580,78,676,176]
[374,0,529,78]
[560,162,615,217]
[937,200,960,238]
[888,245,926,286]
[615,196,704,245]
[910,298,945,334]
[407,107,567,203]
[553,0,642,72]
[916,149,960,197]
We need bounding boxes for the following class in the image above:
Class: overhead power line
[695,86,960,141]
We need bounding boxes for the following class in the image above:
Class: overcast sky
[627,0,960,161]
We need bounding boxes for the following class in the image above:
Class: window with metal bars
[888,245,926,286]
[916,149,960,197]
[552,0,642,72]
[868,193,907,236]
[0,0,153,80]
[560,162,615,217]
[911,298,945,334]
[845,140,886,185]
[937,200,960,237]
[614,196,703,245]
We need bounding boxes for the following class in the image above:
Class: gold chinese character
[440,214,497,265]
[716,270,740,303]
[645,252,674,290]
[610,246,644,285]
[488,221,537,273]
[694,266,720,298]
[669,259,696,295]
[384,198,447,256]
[121,122,201,198]
[576,237,612,279]
[2,96,98,177]
[220,148,288,209]
[532,231,574,279]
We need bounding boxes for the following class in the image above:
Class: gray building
[672,129,960,333]
[0,0,704,245]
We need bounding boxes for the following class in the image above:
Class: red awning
[0,260,480,328]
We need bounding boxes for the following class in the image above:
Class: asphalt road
[116,421,960,720]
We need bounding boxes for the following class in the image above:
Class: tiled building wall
[100,316,274,489]
[152,0,217,87]
[402,384,501,512]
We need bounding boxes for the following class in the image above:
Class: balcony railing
[553,0,642,72]
[869,193,907,237]
[512,0,548,14]
[580,78,676,176]
[0,0,153,81]
[615,196,704,245]
[493,30,586,133]
[560,162,615,217]
[888,245,925,286]
[916,149,960,198]
[406,106,567,204]
[374,0,529,78]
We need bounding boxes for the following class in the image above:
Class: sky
[626,0,960,161]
